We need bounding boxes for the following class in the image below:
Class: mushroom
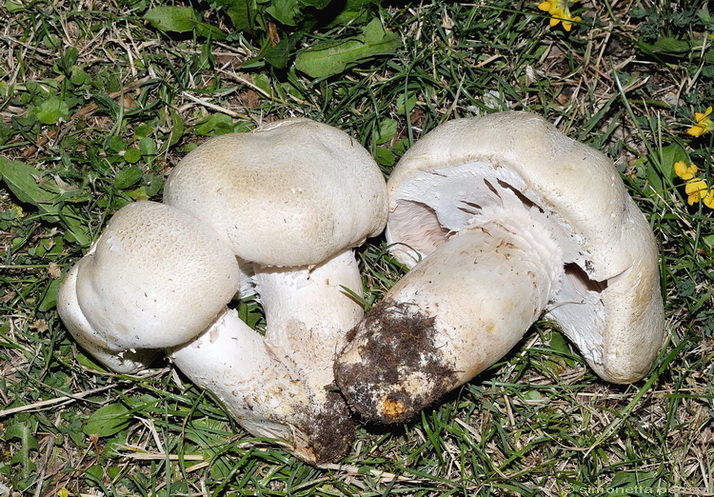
[57,201,241,374]
[58,118,388,464]
[57,201,322,459]
[335,111,665,424]
[162,117,388,461]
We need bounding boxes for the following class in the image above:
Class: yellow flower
[686,106,714,137]
[538,0,582,31]
[674,161,698,180]
[685,178,709,205]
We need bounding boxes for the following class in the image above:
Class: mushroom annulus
[58,118,388,463]
[335,111,665,424]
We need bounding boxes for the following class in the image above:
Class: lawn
[1,0,713,495]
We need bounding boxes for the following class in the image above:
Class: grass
[1,0,713,495]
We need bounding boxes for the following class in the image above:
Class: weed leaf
[294,18,400,78]
[83,403,133,437]
[144,6,225,39]
[0,157,59,219]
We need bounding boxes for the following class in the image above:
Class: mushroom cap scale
[68,201,241,352]
[164,118,388,268]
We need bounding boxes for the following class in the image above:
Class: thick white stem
[254,249,364,398]
[249,249,363,460]
[168,309,323,461]
[336,212,563,423]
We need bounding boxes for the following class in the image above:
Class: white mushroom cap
[163,118,388,267]
[57,262,158,373]
[57,201,241,366]
[336,111,665,423]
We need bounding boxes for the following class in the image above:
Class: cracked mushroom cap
[163,118,388,268]
[57,201,241,365]
[384,111,665,383]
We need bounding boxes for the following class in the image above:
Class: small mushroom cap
[57,262,159,373]
[164,118,388,267]
[385,111,665,383]
[64,201,241,352]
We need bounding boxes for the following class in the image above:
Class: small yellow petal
[687,124,706,137]
[703,192,714,209]
[674,161,698,180]
[538,1,553,12]
[685,179,708,199]
[550,16,561,27]
[673,162,685,178]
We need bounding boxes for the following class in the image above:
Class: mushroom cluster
[335,111,665,424]
[57,118,388,464]
[58,111,665,463]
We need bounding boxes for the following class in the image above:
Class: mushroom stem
[168,309,323,461]
[253,249,363,459]
[256,250,363,392]
[335,210,564,424]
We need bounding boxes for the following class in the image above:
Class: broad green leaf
[5,422,40,450]
[0,156,59,218]
[60,205,93,247]
[123,147,142,164]
[659,142,690,177]
[167,109,185,147]
[375,147,395,166]
[6,0,25,13]
[5,421,39,477]
[222,0,261,34]
[703,234,714,249]
[195,113,235,136]
[114,166,143,189]
[0,157,92,246]
[35,97,70,124]
[300,0,331,9]
[144,174,165,197]
[396,92,417,114]
[651,36,691,55]
[38,278,61,312]
[646,141,689,192]
[327,0,375,26]
[144,6,198,33]
[262,36,298,69]
[375,118,397,144]
[107,134,127,153]
[69,66,90,86]
[294,18,400,78]
[83,403,132,437]
[638,36,691,59]
[144,7,226,39]
[266,0,300,25]
[138,137,157,158]
[135,124,153,138]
